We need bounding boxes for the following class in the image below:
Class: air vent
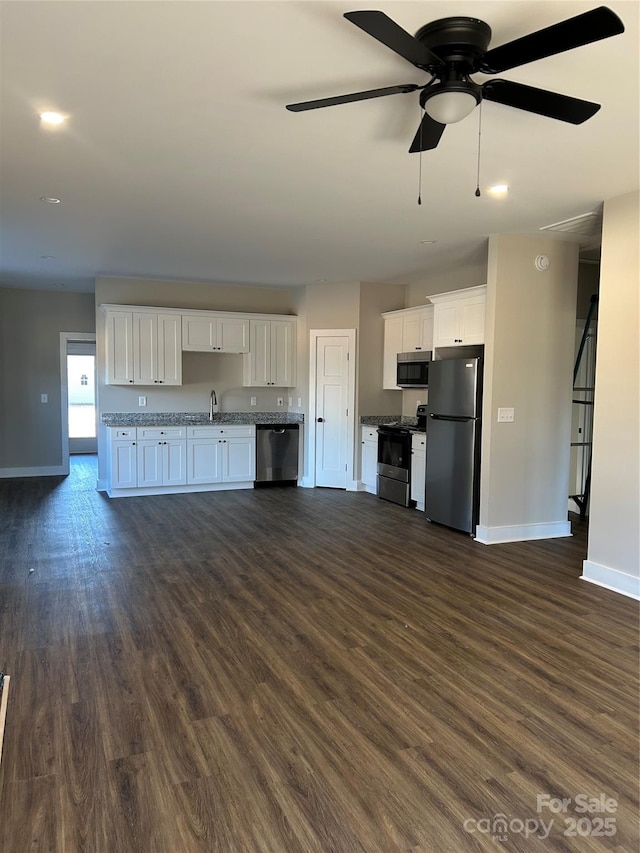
[539,208,602,237]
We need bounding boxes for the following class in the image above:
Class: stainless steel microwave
[396,352,431,388]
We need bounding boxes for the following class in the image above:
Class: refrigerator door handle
[429,414,472,422]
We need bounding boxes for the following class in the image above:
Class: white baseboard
[581,560,640,600]
[475,520,572,545]
[298,476,315,488]
[0,465,67,479]
[106,481,255,498]
[96,478,108,492]
[346,479,360,492]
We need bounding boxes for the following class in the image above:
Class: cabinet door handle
[317,417,324,423]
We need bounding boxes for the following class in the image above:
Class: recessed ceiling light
[39,111,65,125]
[40,196,61,204]
[488,184,509,195]
[420,240,437,244]
[40,255,55,259]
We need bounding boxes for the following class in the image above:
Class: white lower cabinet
[411,433,426,511]
[225,435,256,482]
[361,426,378,494]
[137,439,187,487]
[109,429,138,489]
[186,425,256,485]
[187,438,222,485]
[106,424,256,496]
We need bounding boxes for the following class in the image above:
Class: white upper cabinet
[429,285,486,349]
[402,306,434,353]
[182,314,249,353]
[102,305,296,387]
[105,311,134,384]
[105,309,182,385]
[382,306,433,390]
[243,319,296,387]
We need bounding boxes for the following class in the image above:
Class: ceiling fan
[285,7,625,152]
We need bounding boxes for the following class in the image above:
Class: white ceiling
[1,1,638,293]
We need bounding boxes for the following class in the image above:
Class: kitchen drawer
[109,427,136,440]
[361,427,378,442]
[187,425,255,439]
[137,427,186,440]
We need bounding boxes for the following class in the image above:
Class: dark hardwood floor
[0,456,638,852]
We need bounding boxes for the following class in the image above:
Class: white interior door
[314,334,352,489]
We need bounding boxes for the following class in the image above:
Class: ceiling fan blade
[483,79,600,124]
[409,113,446,153]
[286,83,420,112]
[479,6,624,73]
[344,11,442,69]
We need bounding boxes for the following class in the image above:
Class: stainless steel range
[377,405,427,507]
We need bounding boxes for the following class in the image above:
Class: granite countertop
[102,411,304,427]
[359,415,401,426]
[360,414,419,427]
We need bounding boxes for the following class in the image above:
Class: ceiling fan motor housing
[414,17,492,70]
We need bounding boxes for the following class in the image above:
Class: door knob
[317,417,324,423]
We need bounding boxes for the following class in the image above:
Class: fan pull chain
[417,108,423,206]
[475,100,483,197]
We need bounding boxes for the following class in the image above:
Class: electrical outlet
[297,397,302,408]
[40,393,48,403]
[288,396,292,407]
[250,396,257,406]
[277,397,284,407]
[497,407,515,423]
[138,396,147,407]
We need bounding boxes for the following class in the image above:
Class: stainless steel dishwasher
[255,424,299,485]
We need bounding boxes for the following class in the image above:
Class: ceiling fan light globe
[424,91,478,124]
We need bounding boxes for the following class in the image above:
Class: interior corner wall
[583,191,639,597]
[478,234,579,543]
[357,282,405,419]
[406,250,488,306]
[0,286,96,474]
[576,262,600,320]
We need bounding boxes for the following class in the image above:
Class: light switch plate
[277,397,284,407]
[497,407,515,423]
[250,396,257,406]
[40,393,48,403]
[138,396,147,407]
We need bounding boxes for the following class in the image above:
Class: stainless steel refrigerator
[425,356,483,535]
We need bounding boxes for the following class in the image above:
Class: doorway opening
[60,333,97,471]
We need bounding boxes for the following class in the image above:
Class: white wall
[406,253,488,306]
[582,191,640,598]
[478,234,579,543]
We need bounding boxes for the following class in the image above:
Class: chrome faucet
[209,389,218,422]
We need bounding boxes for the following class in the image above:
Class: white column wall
[477,234,579,544]
[582,191,640,598]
